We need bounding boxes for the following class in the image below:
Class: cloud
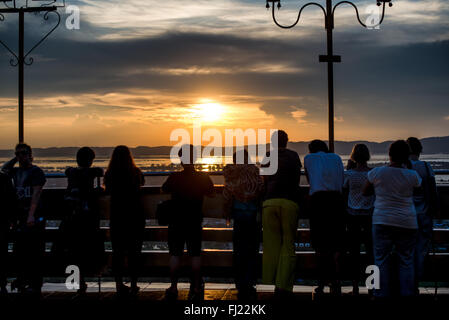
[0,0,448,146]
[291,107,308,124]
[67,0,449,45]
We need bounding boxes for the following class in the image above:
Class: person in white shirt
[343,144,375,295]
[364,140,422,298]
[304,140,345,296]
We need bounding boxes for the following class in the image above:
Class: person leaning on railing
[304,139,345,297]
[343,144,375,296]
[1,143,47,296]
[363,140,422,298]
[104,145,145,297]
[161,145,215,302]
[261,130,302,300]
[407,137,440,294]
[223,149,264,301]
[62,147,104,297]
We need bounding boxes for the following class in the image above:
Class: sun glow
[190,102,225,123]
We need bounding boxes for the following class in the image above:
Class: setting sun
[190,102,225,123]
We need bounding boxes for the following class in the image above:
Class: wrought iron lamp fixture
[0,0,66,143]
[265,0,393,152]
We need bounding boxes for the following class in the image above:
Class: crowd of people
[0,132,440,301]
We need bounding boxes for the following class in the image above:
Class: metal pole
[326,0,335,153]
[18,9,24,143]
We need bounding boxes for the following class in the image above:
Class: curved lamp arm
[269,1,327,29]
[25,0,66,8]
[332,1,387,29]
[0,13,19,66]
[23,10,60,66]
[2,1,12,9]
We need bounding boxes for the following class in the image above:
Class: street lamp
[0,0,65,143]
[266,0,393,152]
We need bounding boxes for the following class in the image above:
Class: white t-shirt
[304,152,344,195]
[367,166,422,229]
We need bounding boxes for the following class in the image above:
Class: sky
[0,0,448,148]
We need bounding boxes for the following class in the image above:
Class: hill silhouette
[0,136,448,158]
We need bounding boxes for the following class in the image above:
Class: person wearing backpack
[64,147,104,296]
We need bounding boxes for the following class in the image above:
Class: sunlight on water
[1,154,449,188]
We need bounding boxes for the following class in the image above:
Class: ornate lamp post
[0,0,65,143]
[266,0,393,152]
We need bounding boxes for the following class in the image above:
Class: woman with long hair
[223,149,264,300]
[104,146,145,296]
[344,144,374,295]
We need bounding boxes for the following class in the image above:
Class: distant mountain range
[0,136,448,158]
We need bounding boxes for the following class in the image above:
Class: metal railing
[44,169,449,179]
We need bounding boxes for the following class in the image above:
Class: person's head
[107,145,137,175]
[308,140,329,154]
[15,143,33,167]
[406,137,422,157]
[76,147,95,168]
[178,144,197,170]
[271,130,288,149]
[350,143,370,165]
[233,149,250,165]
[389,140,410,166]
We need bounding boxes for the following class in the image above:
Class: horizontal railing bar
[43,169,449,178]
[7,249,449,256]
[43,226,449,232]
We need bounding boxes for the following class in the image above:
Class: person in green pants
[261,130,302,298]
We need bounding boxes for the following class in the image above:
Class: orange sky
[0,0,448,148]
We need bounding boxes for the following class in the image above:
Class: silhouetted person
[304,139,344,296]
[64,147,104,295]
[364,140,421,298]
[0,171,15,297]
[261,130,301,299]
[1,144,46,296]
[104,146,145,296]
[407,137,439,293]
[343,144,374,295]
[223,149,263,300]
[162,145,214,301]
